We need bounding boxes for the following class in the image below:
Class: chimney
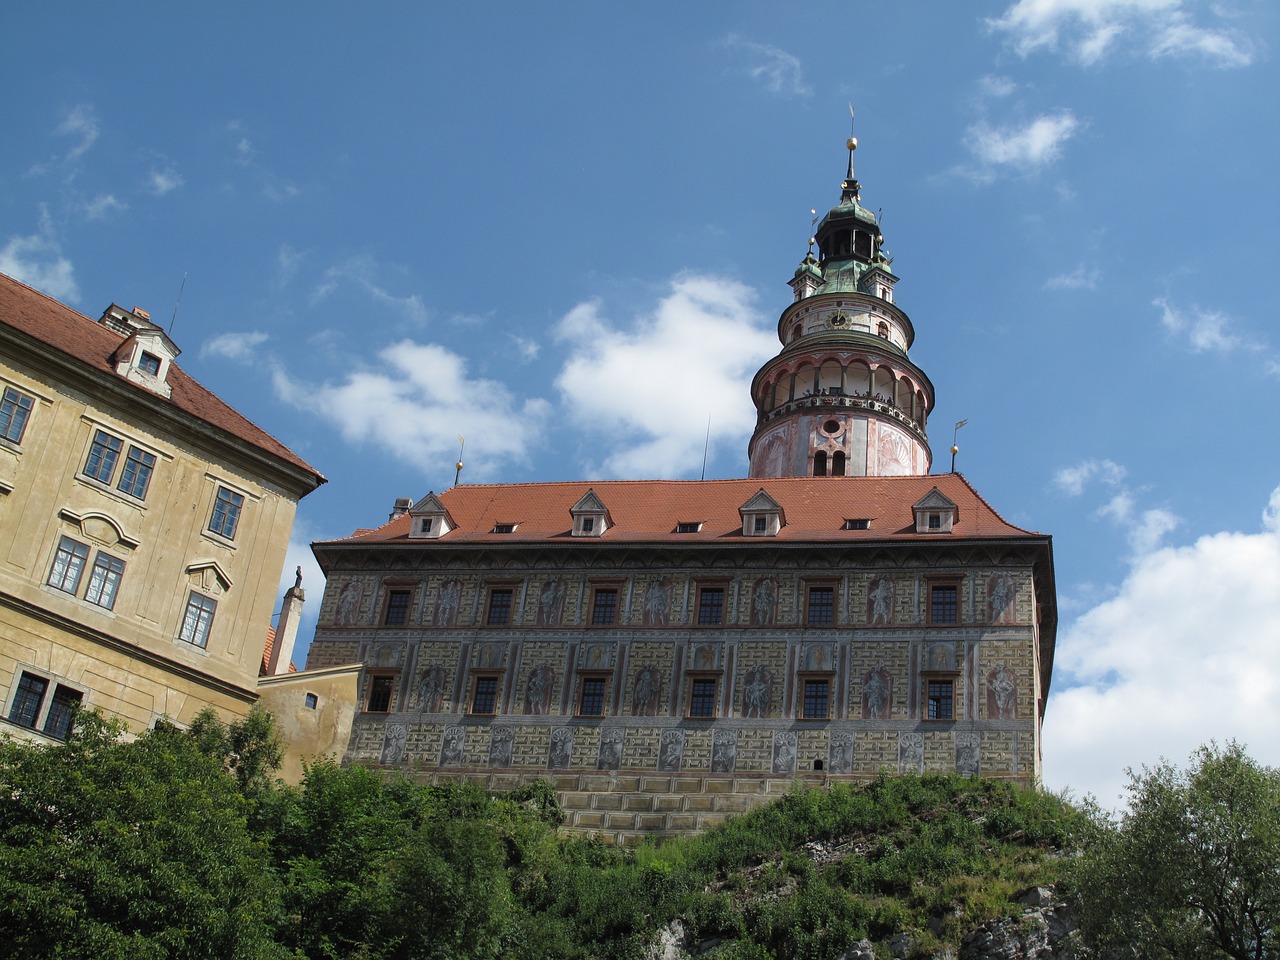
[389,496,413,521]
[267,567,305,675]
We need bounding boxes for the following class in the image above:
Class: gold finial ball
[950,445,959,455]
[456,461,464,470]
[847,136,858,150]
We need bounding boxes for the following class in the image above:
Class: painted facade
[0,273,325,741]
[305,132,1057,842]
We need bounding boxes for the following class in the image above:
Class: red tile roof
[0,271,323,484]
[319,474,1043,547]
[259,626,297,676]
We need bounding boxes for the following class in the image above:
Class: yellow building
[0,272,326,741]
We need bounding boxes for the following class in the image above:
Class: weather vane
[453,435,465,486]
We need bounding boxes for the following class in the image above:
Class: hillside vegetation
[3,711,1275,959]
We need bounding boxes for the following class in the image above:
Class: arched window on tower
[832,451,846,476]
[813,451,828,477]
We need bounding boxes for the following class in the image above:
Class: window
[84,553,126,610]
[384,589,412,626]
[578,676,607,716]
[47,537,90,594]
[0,387,34,443]
[471,676,499,714]
[806,585,835,626]
[831,451,846,476]
[304,692,318,710]
[179,592,217,648]
[753,516,767,533]
[928,513,941,530]
[208,486,244,540]
[930,585,958,624]
[117,446,156,499]
[697,586,725,626]
[8,672,47,728]
[492,523,517,534]
[6,671,83,741]
[927,679,954,720]
[801,678,831,719]
[486,588,513,626]
[590,588,618,625]
[688,678,718,718]
[581,517,594,533]
[676,521,702,534]
[138,351,162,376]
[813,451,828,476]
[84,430,123,483]
[367,675,395,712]
[843,518,870,530]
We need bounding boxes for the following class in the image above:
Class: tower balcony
[757,389,926,436]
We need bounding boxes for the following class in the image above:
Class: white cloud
[147,165,184,196]
[720,35,811,96]
[1045,263,1100,289]
[83,194,126,220]
[965,111,1081,179]
[978,74,1019,98]
[57,103,100,162]
[988,0,1253,68]
[236,137,255,164]
[0,209,79,303]
[275,245,303,289]
[509,334,540,362]
[1054,457,1127,495]
[1154,296,1253,353]
[200,330,269,362]
[311,256,428,326]
[1043,484,1280,806]
[1056,458,1180,554]
[553,275,777,478]
[273,340,551,483]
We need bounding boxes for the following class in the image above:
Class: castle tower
[748,128,934,479]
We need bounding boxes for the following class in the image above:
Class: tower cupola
[747,119,935,480]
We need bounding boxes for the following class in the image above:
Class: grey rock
[838,940,876,960]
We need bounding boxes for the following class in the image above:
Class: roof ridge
[948,472,1043,536]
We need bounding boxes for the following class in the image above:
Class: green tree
[0,712,287,960]
[1073,742,1280,960]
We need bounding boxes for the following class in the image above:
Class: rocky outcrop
[647,885,1080,960]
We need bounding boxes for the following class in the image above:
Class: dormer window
[675,521,702,534]
[843,518,870,530]
[740,489,783,537]
[492,522,517,534]
[570,489,609,538]
[138,352,161,377]
[407,492,453,540]
[913,488,958,534]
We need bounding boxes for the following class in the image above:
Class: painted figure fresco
[381,723,407,764]
[868,577,894,625]
[440,725,465,766]
[988,574,1016,624]
[537,578,565,626]
[861,666,893,720]
[597,728,624,771]
[524,665,555,715]
[986,663,1017,720]
[751,577,778,626]
[772,731,798,775]
[643,579,670,626]
[829,731,855,774]
[548,727,574,769]
[956,733,980,777]
[742,664,775,719]
[658,730,684,772]
[489,726,514,768]
[434,579,462,626]
[631,665,662,716]
[898,732,924,774]
[711,730,737,773]
[336,579,363,626]
[416,664,447,712]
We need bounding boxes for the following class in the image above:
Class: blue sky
[4,1,1277,805]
